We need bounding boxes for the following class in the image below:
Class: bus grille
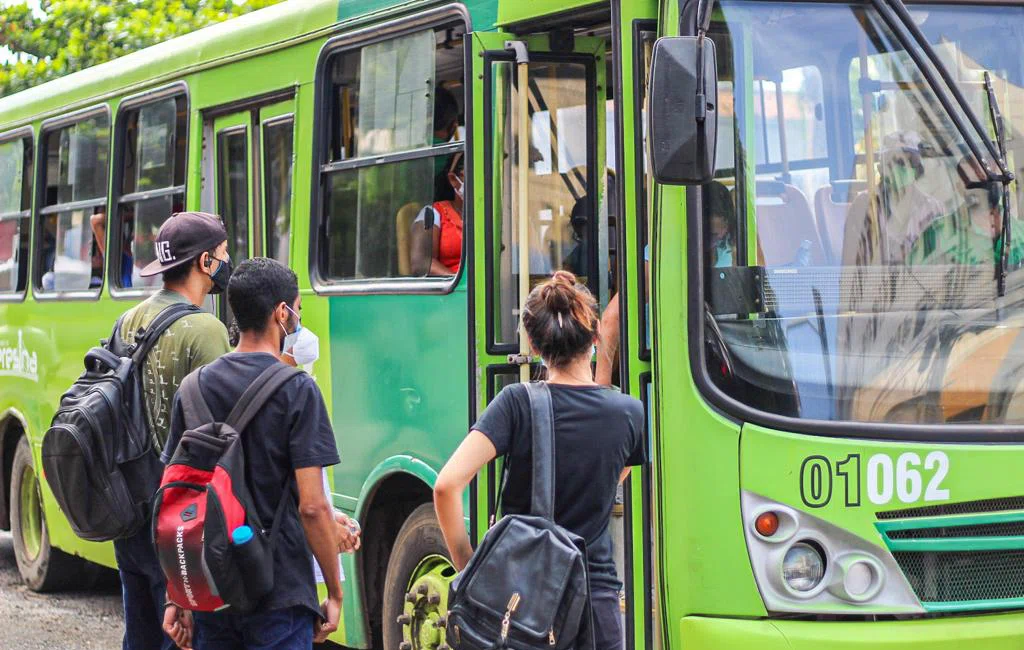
[891,550,1024,606]
[876,498,1024,613]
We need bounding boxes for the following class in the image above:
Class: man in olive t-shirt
[113,212,233,650]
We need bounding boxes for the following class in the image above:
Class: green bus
[1,0,1024,647]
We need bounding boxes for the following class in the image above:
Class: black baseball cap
[139,211,229,277]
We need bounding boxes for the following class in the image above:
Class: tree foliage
[0,0,284,97]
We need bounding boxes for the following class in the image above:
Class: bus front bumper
[680,611,1024,649]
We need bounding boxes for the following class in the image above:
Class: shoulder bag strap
[178,368,215,430]
[131,303,201,365]
[224,363,301,434]
[524,381,556,520]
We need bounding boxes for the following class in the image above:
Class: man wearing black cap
[114,211,233,650]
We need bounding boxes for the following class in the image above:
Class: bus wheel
[10,436,88,592]
[383,503,456,650]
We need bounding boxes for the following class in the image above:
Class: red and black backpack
[152,362,300,613]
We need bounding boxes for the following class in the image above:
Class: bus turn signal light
[755,511,780,537]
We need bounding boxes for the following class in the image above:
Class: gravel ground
[0,532,123,649]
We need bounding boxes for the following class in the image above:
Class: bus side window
[0,132,33,296]
[35,110,110,295]
[113,93,188,291]
[317,23,466,284]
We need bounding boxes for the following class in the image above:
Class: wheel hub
[399,554,456,650]
[18,464,42,561]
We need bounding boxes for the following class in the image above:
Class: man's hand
[314,596,342,643]
[162,604,193,650]
[334,511,361,553]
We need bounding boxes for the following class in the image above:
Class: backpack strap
[178,368,215,431]
[103,313,128,351]
[224,363,301,434]
[130,303,201,365]
[524,381,556,520]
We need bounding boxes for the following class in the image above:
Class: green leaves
[0,0,284,97]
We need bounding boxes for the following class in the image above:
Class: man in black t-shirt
[161,258,352,649]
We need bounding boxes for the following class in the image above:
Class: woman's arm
[434,431,498,571]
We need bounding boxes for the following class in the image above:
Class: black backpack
[42,302,200,542]
[446,382,593,650]
[153,362,300,613]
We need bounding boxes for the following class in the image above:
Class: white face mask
[288,327,320,366]
[280,305,321,366]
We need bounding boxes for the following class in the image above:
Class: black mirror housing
[648,36,719,185]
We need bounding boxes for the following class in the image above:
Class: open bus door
[468,27,607,533]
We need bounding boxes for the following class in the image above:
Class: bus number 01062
[799,452,950,508]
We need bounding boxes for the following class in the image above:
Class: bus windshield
[702,1,1024,426]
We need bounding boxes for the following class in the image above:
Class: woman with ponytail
[434,271,647,650]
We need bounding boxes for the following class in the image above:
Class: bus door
[468,22,608,582]
[203,97,296,328]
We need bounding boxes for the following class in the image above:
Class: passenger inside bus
[411,150,464,276]
[596,180,733,385]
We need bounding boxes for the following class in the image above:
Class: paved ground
[0,532,123,649]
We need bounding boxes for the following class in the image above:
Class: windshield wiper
[878,0,1013,183]
[983,72,1014,296]
[874,0,1015,295]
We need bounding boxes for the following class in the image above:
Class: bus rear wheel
[383,503,456,650]
[10,436,92,592]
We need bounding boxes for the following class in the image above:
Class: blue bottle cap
[231,525,254,545]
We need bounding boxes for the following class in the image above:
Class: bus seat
[814,180,866,265]
[395,202,422,276]
[841,190,874,267]
[754,180,826,267]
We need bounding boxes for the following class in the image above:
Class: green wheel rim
[18,463,42,561]
[399,554,456,650]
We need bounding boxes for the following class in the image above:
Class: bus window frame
[0,125,35,304]
[32,103,112,302]
[482,50,599,355]
[108,81,190,301]
[632,21,657,364]
[309,4,471,296]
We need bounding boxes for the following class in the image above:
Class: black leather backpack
[446,382,593,650]
[42,303,199,541]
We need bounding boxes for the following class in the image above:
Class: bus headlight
[741,491,923,615]
[783,542,826,592]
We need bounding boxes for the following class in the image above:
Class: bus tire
[382,503,455,650]
[10,436,88,592]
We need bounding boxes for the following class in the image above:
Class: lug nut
[405,592,417,603]
[417,584,429,595]
[428,592,441,606]
[439,645,451,650]
[397,614,412,625]
[437,615,447,628]
[399,643,413,650]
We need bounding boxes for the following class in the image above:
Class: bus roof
[0,0,498,131]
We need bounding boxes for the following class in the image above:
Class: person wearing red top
[412,152,464,276]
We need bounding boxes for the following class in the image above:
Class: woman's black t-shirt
[472,382,647,592]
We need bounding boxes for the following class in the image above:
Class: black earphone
[204,255,213,268]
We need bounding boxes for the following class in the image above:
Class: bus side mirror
[648,36,718,185]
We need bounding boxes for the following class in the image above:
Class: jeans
[591,589,624,650]
[193,606,316,650]
[114,527,176,650]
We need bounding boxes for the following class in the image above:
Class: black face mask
[208,256,233,295]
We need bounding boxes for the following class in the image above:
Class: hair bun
[540,271,578,313]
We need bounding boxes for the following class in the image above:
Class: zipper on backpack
[548,629,556,646]
[500,593,521,642]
